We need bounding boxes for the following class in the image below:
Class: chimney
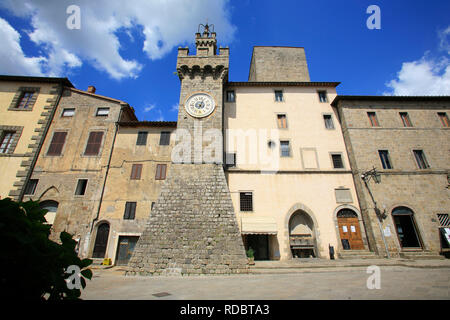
[87,86,96,94]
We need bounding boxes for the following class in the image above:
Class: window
[62,108,75,117]
[24,179,38,195]
[130,164,143,180]
[318,91,328,103]
[84,131,103,156]
[136,131,148,145]
[240,192,253,212]
[225,152,236,167]
[155,164,167,180]
[159,131,170,146]
[323,114,334,129]
[151,202,156,211]
[378,150,393,169]
[331,154,344,169]
[226,90,235,102]
[274,90,283,102]
[75,179,88,195]
[277,114,287,129]
[280,141,290,157]
[367,112,379,127]
[400,112,413,127]
[47,132,67,156]
[0,131,15,154]
[96,108,109,116]
[16,91,35,109]
[438,112,449,127]
[413,150,429,169]
[123,202,136,220]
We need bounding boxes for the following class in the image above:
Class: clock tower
[127,24,248,276]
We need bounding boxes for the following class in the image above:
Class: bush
[0,198,92,300]
[246,247,255,258]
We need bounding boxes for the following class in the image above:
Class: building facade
[0,75,72,201]
[332,96,450,259]
[4,27,449,268]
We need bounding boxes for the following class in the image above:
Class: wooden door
[93,223,110,258]
[338,217,364,250]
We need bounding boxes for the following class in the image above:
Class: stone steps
[337,250,378,260]
[399,251,445,260]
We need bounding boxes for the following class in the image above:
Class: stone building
[23,85,136,254]
[331,96,450,259]
[0,75,72,201]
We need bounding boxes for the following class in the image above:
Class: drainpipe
[18,82,65,202]
[85,104,124,256]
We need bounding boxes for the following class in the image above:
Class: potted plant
[246,247,255,265]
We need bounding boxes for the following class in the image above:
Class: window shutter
[131,164,142,180]
[47,132,67,155]
[84,131,103,155]
[155,164,167,180]
[136,131,148,145]
[159,132,170,145]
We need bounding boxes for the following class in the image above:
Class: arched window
[39,200,58,225]
[392,207,422,248]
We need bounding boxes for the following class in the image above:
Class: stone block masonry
[127,163,249,275]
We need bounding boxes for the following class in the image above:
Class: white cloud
[144,104,156,112]
[170,103,179,112]
[0,17,46,76]
[0,0,235,79]
[385,27,450,96]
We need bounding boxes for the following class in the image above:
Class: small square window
[413,150,430,169]
[331,154,344,169]
[155,164,167,180]
[62,108,75,117]
[274,90,283,102]
[24,179,38,195]
[124,202,136,220]
[323,114,334,129]
[400,112,413,127]
[367,112,379,127]
[318,91,328,103]
[277,114,287,129]
[225,153,236,167]
[438,112,449,127]
[378,150,393,169]
[226,90,235,102]
[136,131,148,145]
[240,192,253,212]
[0,131,15,154]
[96,108,109,116]
[280,141,290,157]
[130,164,143,180]
[159,132,170,146]
[75,179,88,195]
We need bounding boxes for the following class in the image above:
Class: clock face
[184,93,216,118]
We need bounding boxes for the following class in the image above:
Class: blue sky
[0,0,449,122]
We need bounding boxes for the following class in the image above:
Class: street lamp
[361,166,390,258]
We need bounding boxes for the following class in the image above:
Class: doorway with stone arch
[336,208,364,250]
[288,210,318,258]
[92,222,110,258]
[391,206,423,249]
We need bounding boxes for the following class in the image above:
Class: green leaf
[81,268,93,280]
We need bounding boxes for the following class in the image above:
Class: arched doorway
[337,209,364,250]
[92,223,110,258]
[289,210,317,258]
[39,200,58,225]
[392,207,422,249]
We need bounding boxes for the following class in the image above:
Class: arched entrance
[39,200,58,225]
[392,207,422,249]
[92,223,110,258]
[337,209,364,250]
[289,210,317,258]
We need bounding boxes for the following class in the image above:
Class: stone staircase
[337,250,379,260]
[399,251,445,260]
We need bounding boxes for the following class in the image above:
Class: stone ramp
[127,163,248,276]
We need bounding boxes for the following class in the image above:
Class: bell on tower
[195,22,217,56]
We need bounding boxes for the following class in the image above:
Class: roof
[68,87,128,104]
[227,81,340,87]
[0,75,74,87]
[331,95,450,107]
[119,121,177,128]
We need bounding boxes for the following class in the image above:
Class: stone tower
[127,24,248,275]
